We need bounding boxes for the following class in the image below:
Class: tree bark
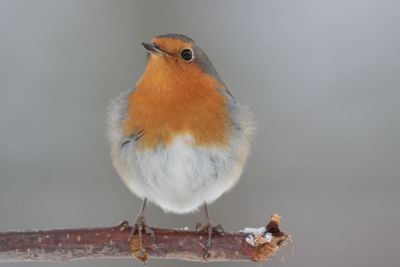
[0,214,289,263]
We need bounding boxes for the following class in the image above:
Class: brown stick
[0,215,289,263]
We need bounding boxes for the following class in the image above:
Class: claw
[129,215,155,262]
[212,224,225,235]
[195,222,224,259]
[196,223,225,234]
[195,222,203,232]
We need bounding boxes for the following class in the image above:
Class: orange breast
[122,56,231,150]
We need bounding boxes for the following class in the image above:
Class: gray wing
[106,87,145,149]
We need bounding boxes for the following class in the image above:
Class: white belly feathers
[120,134,243,213]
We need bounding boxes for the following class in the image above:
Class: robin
[107,33,254,259]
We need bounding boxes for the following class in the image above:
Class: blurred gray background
[1,0,399,267]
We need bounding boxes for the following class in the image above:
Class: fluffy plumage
[107,34,254,213]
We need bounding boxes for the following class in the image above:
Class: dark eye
[180,49,193,61]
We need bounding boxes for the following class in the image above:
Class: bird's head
[138,34,224,88]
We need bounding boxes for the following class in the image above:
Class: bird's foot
[195,223,224,259]
[128,215,155,262]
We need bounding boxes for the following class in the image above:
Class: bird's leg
[195,203,224,259]
[128,198,155,261]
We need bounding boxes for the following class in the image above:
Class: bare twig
[0,214,289,263]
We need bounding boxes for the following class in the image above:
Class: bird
[107,33,254,259]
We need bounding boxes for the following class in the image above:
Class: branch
[0,214,289,263]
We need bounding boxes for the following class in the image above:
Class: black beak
[141,42,166,55]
